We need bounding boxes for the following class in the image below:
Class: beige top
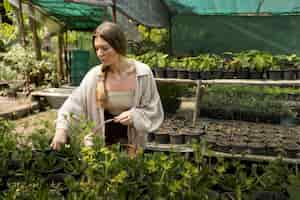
[106,90,135,115]
[56,60,164,148]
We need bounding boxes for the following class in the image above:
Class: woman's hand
[50,129,68,151]
[114,110,133,126]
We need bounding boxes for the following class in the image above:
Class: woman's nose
[97,49,104,57]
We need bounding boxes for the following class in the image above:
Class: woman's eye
[102,47,110,51]
[96,47,110,52]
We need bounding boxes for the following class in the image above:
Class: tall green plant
[2,45,55,85]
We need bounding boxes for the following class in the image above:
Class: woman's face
[94,36,119,66]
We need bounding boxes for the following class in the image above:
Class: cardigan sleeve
[130,72,164,133]
[55,74,89,131]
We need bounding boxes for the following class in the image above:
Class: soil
[0,96,33,113]
[14,109,57,136]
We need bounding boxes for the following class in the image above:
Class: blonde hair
[96,65,109,107]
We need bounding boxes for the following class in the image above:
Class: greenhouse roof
[32,0,111,30]
[9,0,300,31]
[67,0,300,28]
[164,0,300,15]
[9,0,111,31]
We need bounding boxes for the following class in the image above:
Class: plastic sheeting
[67,0,300,29]
[14,0,300,30]
[172,15,300,55]
[65,0,169,28]
[31,0,111,30]
[164,0,300,15]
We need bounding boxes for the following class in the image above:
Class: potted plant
[277,54,297,80]
[293,56,300,79]
[154,129,170,144]
[267,63,282,80]
[249,50,272,79]
[209,54,223,79]
[176,57,189,79]
[169,129,185,144]
[198,54,222,80]
[154,52,168,78]
[223,52,241,79]
[166,57,178,78]
[187,57,200,80]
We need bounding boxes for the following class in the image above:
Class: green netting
[65,0,169,28]
[172,15,300,55]
[31,0,111,30]
[70,49,90,86]
[164,0,300,15]
[65,0,300,29]
[25,0,300,30]
[12,0,300,55]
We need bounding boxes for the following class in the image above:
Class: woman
[50,22,164,154]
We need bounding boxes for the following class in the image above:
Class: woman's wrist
[54,128,68,144]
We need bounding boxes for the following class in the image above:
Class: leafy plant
[157,53,169,68]
[197,54,222,71]
[287,174,300,200]
[0,61,18,80]
[0,23,16,47]
[186,57,201,71]
[224,51,251,71]
[132,25,169,55]
[1,45,55,86]
[275,54,300,69]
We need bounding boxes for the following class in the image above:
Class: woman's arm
[130,72,164,133]
[51,71,91,150]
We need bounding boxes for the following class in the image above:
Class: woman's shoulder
[131,59,152,76]
[85,65,101,78]
[80,65,101,85]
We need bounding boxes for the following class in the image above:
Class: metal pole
[112,0,117,22]
[28,0,41,60]
[17,0,26,47]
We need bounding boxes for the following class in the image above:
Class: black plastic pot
[154,132,170,144]
[154,67,166,78]
[295,69,300,79]
[169,133,185,144]
[247,142,266,155]
[265,143,280,156]
[222,71,236,79]
[210,70,223,79]
[185,133,201,144]
[235,70,249,79]
[204,135,217,149]
[188,71,200,80]
[215,141,231,153]
[200,71,211,80]
[0,176,8,192]
[267,70,282,80]
[147,132,155,143]
[177,69,189,79]
[183,128,203,144]
[165,68,178,78]
[161,97,181,114]
[252,191,288,200]
[44,173,72,184]
[282,69,296,80]
[284,142,300,158]
[249,71,264,79]
[231,142,248,154]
